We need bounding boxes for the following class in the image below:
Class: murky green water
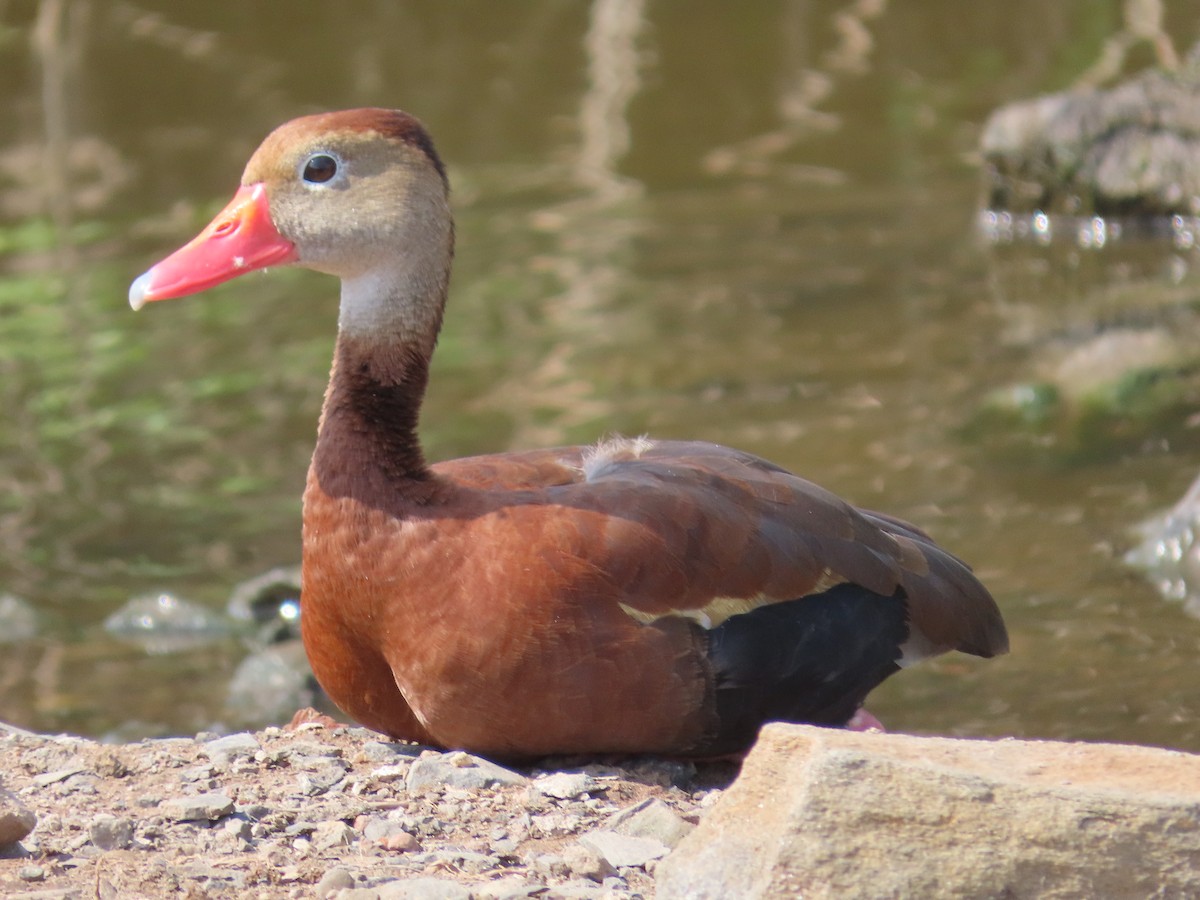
[3,1,1200,748]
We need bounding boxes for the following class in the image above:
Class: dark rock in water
[224,640,325,728]
[103,592,230,654]
[0,594,37,643]
[226,565,303,646]
[981,59,1200,218]
[965,269,1200,464]
[1126,473,1200,618]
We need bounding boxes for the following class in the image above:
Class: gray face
[243,123,452,283]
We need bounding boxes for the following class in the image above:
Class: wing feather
[434,438,1007,659]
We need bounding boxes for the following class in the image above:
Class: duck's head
[130,109,453,338]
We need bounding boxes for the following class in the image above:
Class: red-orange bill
[129,183,297,310]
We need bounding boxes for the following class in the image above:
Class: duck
[129,108,1008,759]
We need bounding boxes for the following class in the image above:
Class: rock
[360,816,420,850]
[0,594,37,642]
[379,830,421,852]
[630,758,696,788]
[547,880,617,899]
[534,852,570,880]
[360,740,418,762]
[0,783,36,846]
[32,764,88,786]
[89,814,134,850]
[578,829,669,869]
[161,792,235,822]
[297,762,347,795]
[606,797,693,848]
[315,865,357,897]
[225,564,303,638]
[312,819,356,852]
[179,764,215,784]
[202,732,260,767]
[368,763,411,783]
[418,848,496,874]
[530,810,585,837]
[226,642,320,727]
[103,591,230,653]
[217,818,253,851]
[375,877,473,900]
[657,723,1200,899]
[532,771,599,799]
[406,752,528,791]
[980,65,1200,217]
[474,878,543,899]
[562,841,617,882]
[1126,470,1200,617]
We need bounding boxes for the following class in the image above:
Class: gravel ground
[0,716,738,899]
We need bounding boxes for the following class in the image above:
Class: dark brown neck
[310,333,441,507]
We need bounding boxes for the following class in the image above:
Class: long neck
[310,259,450,508]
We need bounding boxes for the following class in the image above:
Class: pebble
[313,819,356,852]
[368,763,411,783]
[89,814,135,850]
[281,739,344,761]
[161,791,236,822]
[556,878,626,899]
[475,879,544,899]
[316,866,357,897]
[605,797,694,847]
[314,864,356,894]
[419,848,497,874]
[532,811,585,837]
[632,758,696,788]
[32,765,88,787]
[578,830,670,868]
[562,842,617,882]
[407,753,528,791]
[379,830,421,852]
[532,853,570,878]
[179,764,215,783]
[533,771,600,800]
[375,876,473,899]
[18,865,45,881]
[297,763,348,795]
[360,740,421,762]
[203,732,261,766]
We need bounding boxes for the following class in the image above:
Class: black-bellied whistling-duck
[130,109,1007,759]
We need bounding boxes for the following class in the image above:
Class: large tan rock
[0,782,35,847]
[657,724,1200,899]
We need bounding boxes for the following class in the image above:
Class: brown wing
[434,437,1007,662]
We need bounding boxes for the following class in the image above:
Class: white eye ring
[301,152,341,185]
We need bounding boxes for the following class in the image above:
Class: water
[2,0,1199,748]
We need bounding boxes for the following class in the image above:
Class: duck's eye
[302,154,339,184]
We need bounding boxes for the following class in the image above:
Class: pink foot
[846,708,886,732]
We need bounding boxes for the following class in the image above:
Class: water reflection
[0,1,1198,750]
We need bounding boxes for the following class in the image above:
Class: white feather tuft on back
[579,435,656,482]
